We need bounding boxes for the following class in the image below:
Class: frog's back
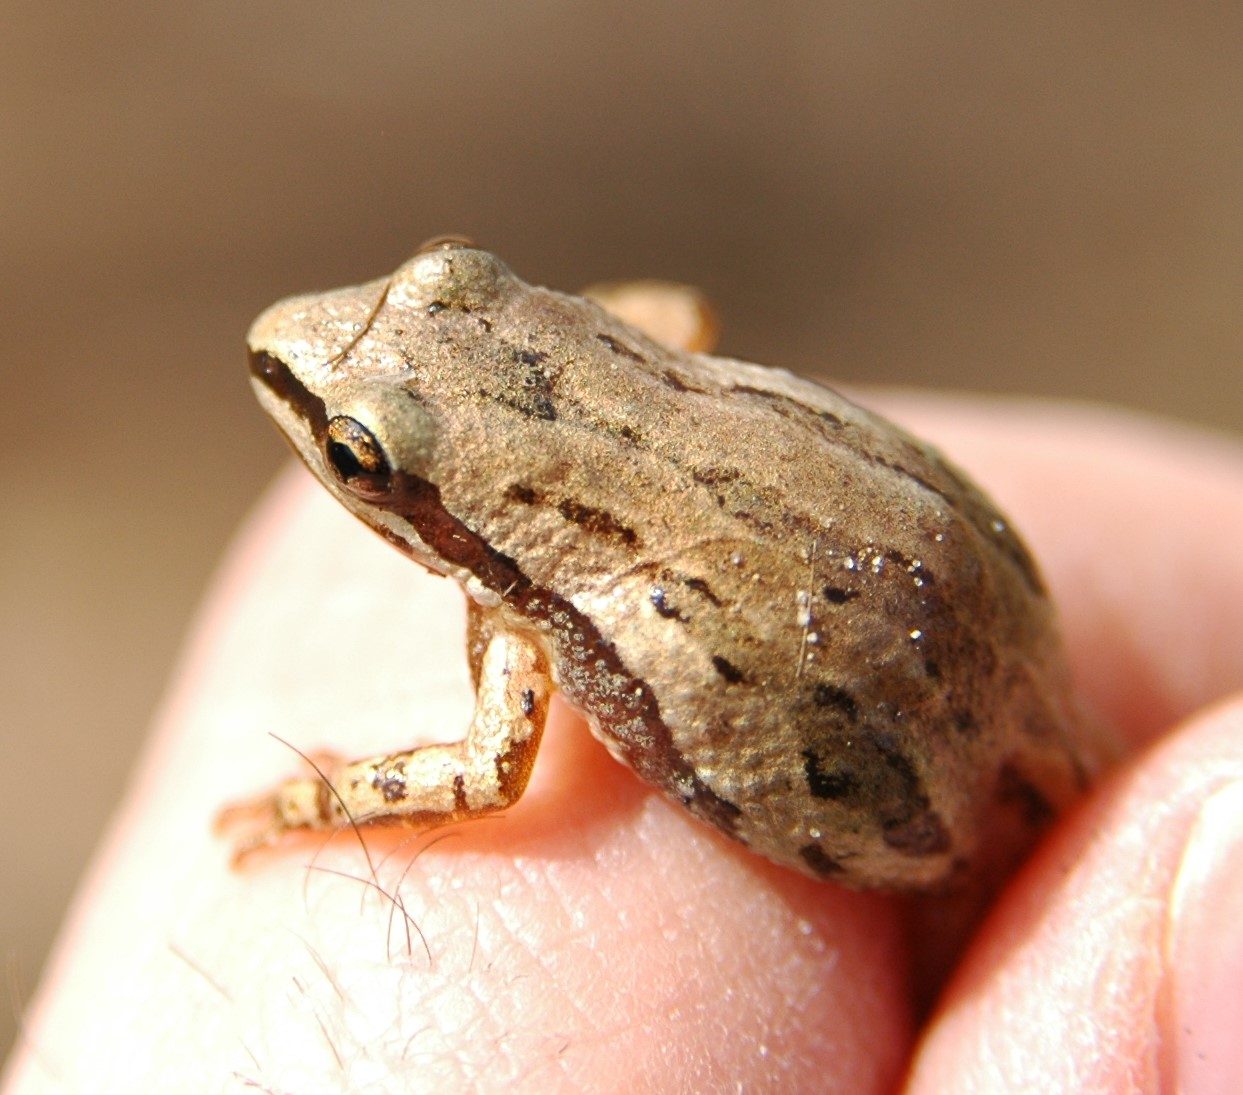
[420,280,1088,888]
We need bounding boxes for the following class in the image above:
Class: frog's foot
[215,748,345,864]
[215,796,285,865]
[218,628,552,867]
[583,280,719,353]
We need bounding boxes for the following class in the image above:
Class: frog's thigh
[260,628,551,838]
[582,280,719,353]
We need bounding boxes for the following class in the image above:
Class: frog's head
[246,239,531,580]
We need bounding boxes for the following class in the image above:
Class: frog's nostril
[248,348,284,386]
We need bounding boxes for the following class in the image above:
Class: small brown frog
[233,240,1097,890]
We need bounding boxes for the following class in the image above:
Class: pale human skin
[7,397,1243,1093]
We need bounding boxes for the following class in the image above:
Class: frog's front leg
[220,623,551,860]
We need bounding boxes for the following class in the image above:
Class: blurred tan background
[2,1,1240,1063]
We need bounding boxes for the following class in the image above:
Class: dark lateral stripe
[726,380,955,516]
[812,682,859,720]
[882,548,934,585]
[868,455,946,505]
[882,810,950,856]
[866,732,951,856]
[822,585,859,604]
[504,482,539,505]
[801,749,858,800]
[799,843,844,876]
[595,332,644,362]
[556,499,640,546]
[682,576,722,605]
[649,587,686,621]
[866,452,1043,597]
[660,369,712,395]
[726,383,844,429]
[725,376,1045,597]
[494,391,557,421]
[710,655,745,683]
[276,414,743,838]
[452,774,469,813]
[688,775,742,833]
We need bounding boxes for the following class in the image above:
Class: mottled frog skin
[241,241,1094,890]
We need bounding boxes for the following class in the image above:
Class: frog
[229,237,1098,891]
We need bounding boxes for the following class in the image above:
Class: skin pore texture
[6,397,1243,1093]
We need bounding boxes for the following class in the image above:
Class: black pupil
[327,440,369,480]
[325,416,391,486]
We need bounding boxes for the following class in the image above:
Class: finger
[906,692,1243,1092]
[871,394,1243,747]
[9,471,912,1092]
[17,397,1238,1090]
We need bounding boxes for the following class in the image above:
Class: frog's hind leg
[464,596,497,691]
[219,626,551,863]
[583,280,719,353]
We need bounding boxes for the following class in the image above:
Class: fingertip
[1162,779,1243,1093]
[908,694,1243,1092]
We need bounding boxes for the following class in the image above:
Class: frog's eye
[325,416,393,495]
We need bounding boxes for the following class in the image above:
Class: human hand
[8,395,1242,1093]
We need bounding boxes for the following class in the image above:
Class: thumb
[908,694,1243,1093]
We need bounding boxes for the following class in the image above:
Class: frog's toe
[214,794,287,866]
[217,746,355,865]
